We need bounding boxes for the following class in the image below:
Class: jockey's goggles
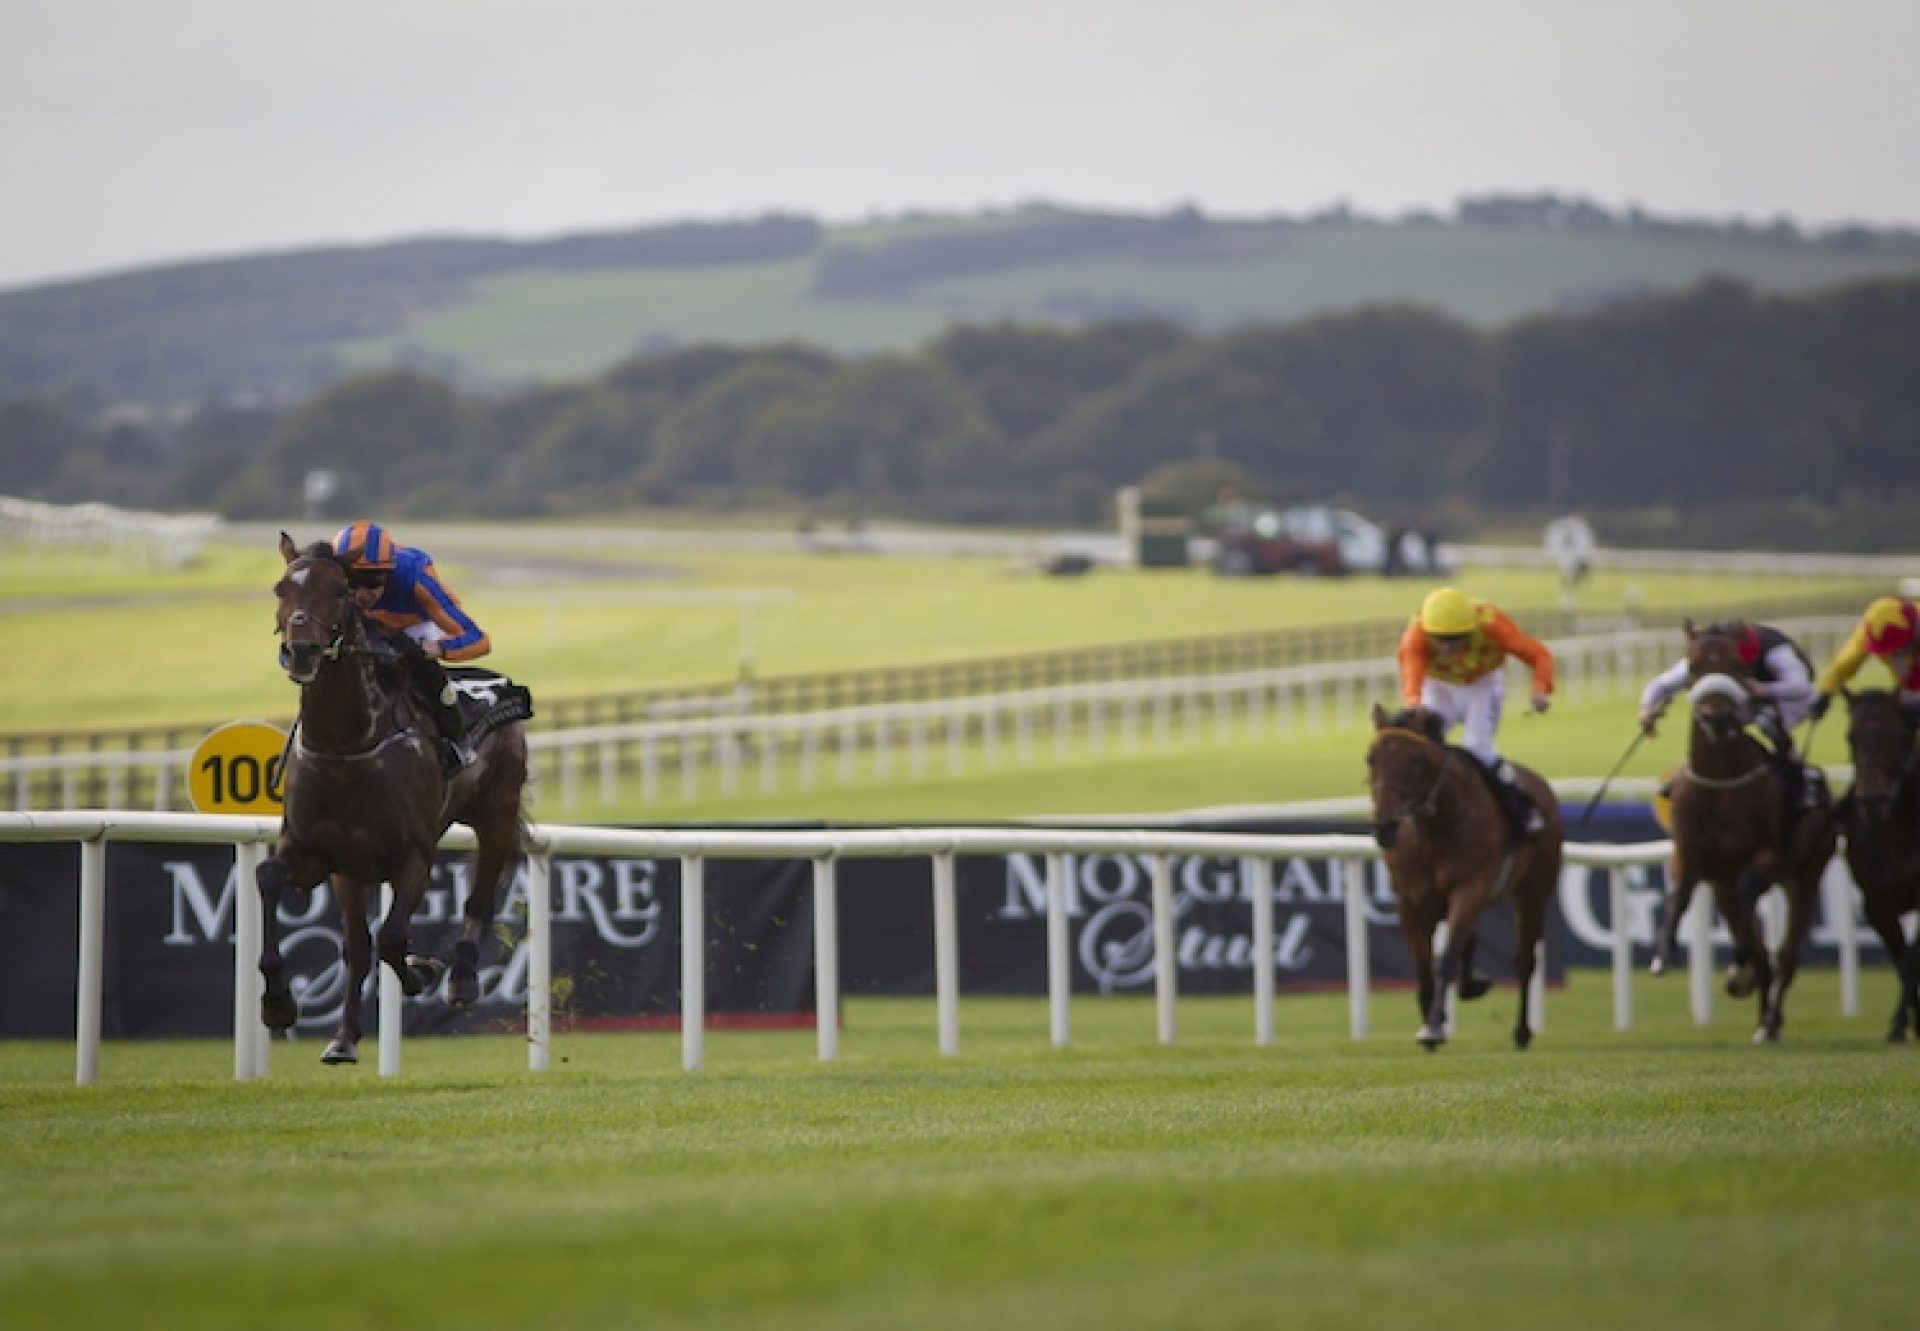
[348,569,389,590]
[1429,631,1472,648]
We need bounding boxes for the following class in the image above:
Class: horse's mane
[1374,706,1447,748]
[295,540,345,567]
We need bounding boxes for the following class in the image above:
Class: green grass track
[4,977,1917,1331]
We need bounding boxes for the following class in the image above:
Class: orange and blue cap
[332,521,397,571]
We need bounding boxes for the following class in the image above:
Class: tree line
[5,274,1918,544]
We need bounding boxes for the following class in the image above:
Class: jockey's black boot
[401,647,473,777]
[1490,758,1544,845]
[1757,711,1806,817]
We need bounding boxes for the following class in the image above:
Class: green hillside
[5,199,1919,406]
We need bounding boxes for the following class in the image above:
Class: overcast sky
[2,0,1916,291]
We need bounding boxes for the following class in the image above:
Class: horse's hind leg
[1650,855,1694,976]
[375,856,445,999]
[1457,935,1493,1002]
[325,876,373,1065]
[448,806,521,1009]
[1511,882,1549,1051]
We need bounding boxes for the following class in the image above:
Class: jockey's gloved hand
[1638,706,1661,736]
[1809,694,1832,721]
[1530,693,1551,714]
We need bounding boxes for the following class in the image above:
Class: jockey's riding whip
[1577,727,1649,826]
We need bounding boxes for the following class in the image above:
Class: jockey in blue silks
[332,521,489,774]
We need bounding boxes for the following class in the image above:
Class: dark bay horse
[1650,625,1836,1041]
[1367,705,1562,1050]
[259,533,530,1064]
[1837,689,1920,1041]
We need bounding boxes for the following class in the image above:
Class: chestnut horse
[1367,705,1561,1050]
[1650,625,1836,1042]
[259,534,530,1064]
[1837,689,1920,1041]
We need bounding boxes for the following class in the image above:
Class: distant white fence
[0,495,220,569]
[1450,543,1920,580]
[1,810,1871,1087]
[523,619,1854,811]
[0,618,1859,814]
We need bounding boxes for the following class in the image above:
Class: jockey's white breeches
[1419,671,1506,767]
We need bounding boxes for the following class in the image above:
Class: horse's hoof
[1724,967,1756,999]
[400,954,446,998]
[1884,1025,1907,1044]
[447,966,479,1009]
[1416,1024,1447,1050]
[320,1039,358,1065]
[261,992,298,1032]
[1513,1026,1533,1051]
[1460,973,1493,1002]
[1648,957,1667,977]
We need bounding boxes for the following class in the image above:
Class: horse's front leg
[1720,871,1770,1002]
[1422,898,1482,1050]
[324,875,374,1065]
[1857,887,1912,1042]
[256,844,320,1032]
[1397,892,1441,1041]
[1757,876,1816,1044]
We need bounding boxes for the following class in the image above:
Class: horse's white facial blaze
[289,567,310,586]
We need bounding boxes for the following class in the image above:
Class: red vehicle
[1207,503,1446,578]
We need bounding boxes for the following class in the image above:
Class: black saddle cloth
[446,667,536,743]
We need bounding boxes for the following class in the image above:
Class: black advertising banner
[0,805,1881,1038]
[837,841,1535,997]
[0,843,814,1038]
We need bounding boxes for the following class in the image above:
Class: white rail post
[1529,939,1546,1033]
[932,853,959,1056]
[527,851,552,1072]
[232,841,264,1081]
[1251,857,1275,1047]
[1686,887,1714,1025]
[379,882,402,1078]
[1823,858,1859,1017]
[813,858,840,1061]
[1610,869,1633,1031]
[1343,858,1370,1040]
[76,838,106,1087]
[681,856,705,1072]
[1151,855,1177,1046]
[1046,852,1071,1048]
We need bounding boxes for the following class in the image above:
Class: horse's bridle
[276,557,359,676]
[1370,730,1451,834]
[1848,703,1920,812]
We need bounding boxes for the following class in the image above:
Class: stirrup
[440,738,475,777]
